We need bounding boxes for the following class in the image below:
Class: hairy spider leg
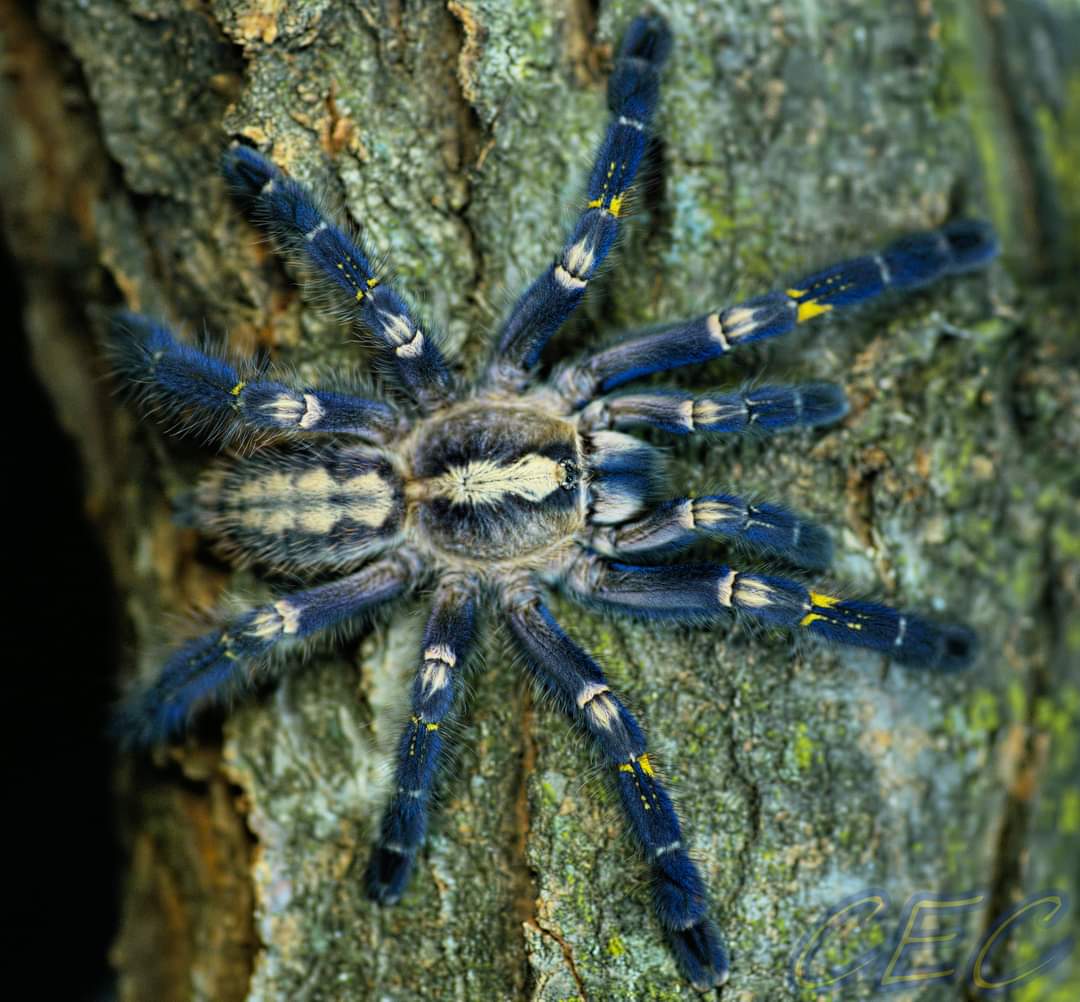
[556,220,999,404]
[489,14,672,383]
[366,582,477,905]
[593,381,848,435]
[221,145,453,410]
[116,555,415,746]
[594,495,833,570]
[504,592,729,990]
[111,313,401,445]
[565,556,976,672]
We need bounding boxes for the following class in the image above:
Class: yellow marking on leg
[638,753,654,776]
[425,722,439,732]
[608,192,624,217]
[786,289,833,323]
[230,381,246,396]
[799,591,863,630]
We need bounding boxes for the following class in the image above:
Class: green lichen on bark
[3,0,1078,999]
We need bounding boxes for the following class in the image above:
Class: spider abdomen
[191,446,404,572]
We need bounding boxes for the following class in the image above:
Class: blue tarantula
[114,13,997,991]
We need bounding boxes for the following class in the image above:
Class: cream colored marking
[430,453,567,506]
[298,393,325,429]
[791,521,802,546]
[874,253,891,286]
[734,576,777,609]
[563,238,596,278]
[705,311,730,351]
[618,115,645,131]
[717,569,736,607]
[675,499,695,529]
[396,331,424,359]
[720,305,754,339]
[584,692,621,731]
[894,615,907,648]
[692,396,747,429]
[262,394,304,424]
[591,484,644,525]
[237,469,394,534]
[554,264,587,290]
[399,787,423,798]
[424,644,457,667]
[275,599,301,634]
[377,310,414,347]
[305,220,328,241]
[654,840,681,857]
[261,179,275,195]
[576,681,610,708]
[694,499,741,528]
[678,397,695,431]
[383,842,406,854]
[419,660,450,695]
[247,607,284,640]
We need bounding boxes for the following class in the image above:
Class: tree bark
[3,0,1077,999]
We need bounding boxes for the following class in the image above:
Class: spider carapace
[114,12,996,991]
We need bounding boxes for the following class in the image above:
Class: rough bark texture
[3,0,1078,999]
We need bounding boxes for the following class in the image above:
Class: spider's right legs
[115,553,417,746]
[112,313,402,445]
[366,579,477,904]
[556,221,998,404]
[503,588,729,990]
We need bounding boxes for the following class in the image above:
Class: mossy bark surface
[2,0,1078,999]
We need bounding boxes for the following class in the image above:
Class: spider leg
[111,312,402,445]
[556,220,998,404]
[115,554,417,746]
[222,145,453,410]
[503,587,729,990]
[366,580,477,905]
[593,495,833,570]
[565,554,976,672]
[587,381,847,435]
[488,14,671,386]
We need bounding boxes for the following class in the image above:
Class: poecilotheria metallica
[113,12,997,991]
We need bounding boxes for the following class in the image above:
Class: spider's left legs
[556,220,998,404]
[366,579,477,905]
[503,588,729,990]
[111,313,402,445]
[488,15,671,385]
[222,146,452,410]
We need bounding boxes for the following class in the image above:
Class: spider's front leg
[365,579,477,905]
[487,14,672,386]
[564,554,976,672]
[115,553,418,746]
[556,221,998,405]
[503,587,729,991]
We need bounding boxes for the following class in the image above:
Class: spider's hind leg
[365,580,477,905]
[115,555,416,746]
[111,313,402,445]
[503,589,729,990]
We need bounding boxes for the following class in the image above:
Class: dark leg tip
[666,917,730,991]
[365,846,412,906]
[620,13,673,67]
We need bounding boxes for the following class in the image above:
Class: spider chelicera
[114,13,996,990]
